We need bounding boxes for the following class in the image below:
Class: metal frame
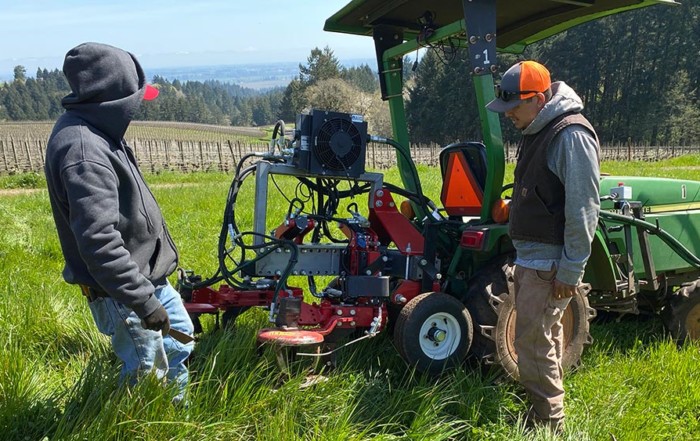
[251,161,385,276]
[374,1,505,223]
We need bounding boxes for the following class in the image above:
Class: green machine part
[591,177,700,284]
[324,0,680,262]
[325,0,678,223]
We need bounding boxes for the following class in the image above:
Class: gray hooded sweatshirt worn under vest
[44,42,178,319]
[512,81,601,286]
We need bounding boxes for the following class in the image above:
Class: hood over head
[61,42,157,142]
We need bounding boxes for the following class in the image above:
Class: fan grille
[314,118,362,171]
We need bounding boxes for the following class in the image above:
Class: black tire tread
[393,292,473,376]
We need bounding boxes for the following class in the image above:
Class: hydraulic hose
[599,210,700,268]
[370,135,426,200]
[368,135,438,216]
[271,119,285,139]
[269,120,286,155]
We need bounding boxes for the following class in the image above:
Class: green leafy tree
[305,78,357,114]
[13,65,26,83]
[342,64,378,93]
[661,70,700,145]
[26,78,51,120]
[3,85,28,119]
[299,46,342,86]
[279,77,307,122]
[231,99,253,126]
[406,50,447,144]
[250,95,274,126]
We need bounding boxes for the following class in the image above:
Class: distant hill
[0,58,376,89]
[149,58,375,90]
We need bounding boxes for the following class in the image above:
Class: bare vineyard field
[0,121,268,142]
[1,120,699,174]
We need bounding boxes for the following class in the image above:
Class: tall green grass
[1,157,699,440]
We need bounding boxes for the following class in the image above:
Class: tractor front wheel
[663,279,700,341]
[393,292,473,376]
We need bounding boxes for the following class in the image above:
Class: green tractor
[322,0,700,377]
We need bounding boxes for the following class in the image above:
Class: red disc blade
[257,328,324,346]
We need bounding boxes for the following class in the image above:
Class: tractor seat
[439,142,487,217]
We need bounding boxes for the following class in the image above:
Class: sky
[0,0,376,80]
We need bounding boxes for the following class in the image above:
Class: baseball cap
[143,84,159,101]
[486,60,551,113]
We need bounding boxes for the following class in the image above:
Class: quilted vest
[509,112,597,244]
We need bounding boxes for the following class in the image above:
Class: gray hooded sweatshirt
[513,81,600,285]
[44,42,177,318]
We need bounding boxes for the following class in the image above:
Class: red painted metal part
[339,222,383,275]
[183,188,427,343]
[298,300,382,327]
[257,328,325,346]
[185,284,386,334]
[187,285,304,312]
[273,216,317,244]
[391,279,441,304]
[186,303,217,313]
[368,189,424,255]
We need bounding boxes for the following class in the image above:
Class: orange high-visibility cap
[486,60,551,113]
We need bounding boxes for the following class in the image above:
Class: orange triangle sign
[440,152,483,216]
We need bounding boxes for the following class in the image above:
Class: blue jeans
[88,282,194,401]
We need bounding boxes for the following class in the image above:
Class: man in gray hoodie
[486,60,600,433]
[44,42,194,401]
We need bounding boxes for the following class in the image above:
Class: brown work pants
[513,264,571,422]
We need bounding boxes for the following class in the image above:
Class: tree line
[1,1,699,146]
[0,48,383,131]
[0,65,284,127]
[408,1,700,146]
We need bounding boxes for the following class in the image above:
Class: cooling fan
[314,117,364,172]
[293,110,368,178]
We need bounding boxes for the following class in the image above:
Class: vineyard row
[1,136,699,174]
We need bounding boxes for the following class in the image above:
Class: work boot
[524,408,565,435]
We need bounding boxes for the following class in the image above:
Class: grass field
[1,157,699,440]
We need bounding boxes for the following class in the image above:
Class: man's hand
[141,304,170,336]
[553,279,577,300]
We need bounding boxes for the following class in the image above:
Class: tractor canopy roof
[325,0,678,53]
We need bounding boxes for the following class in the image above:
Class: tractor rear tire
[393,292,473,376]
[493,284,596,380]
[461,261,511,362]
[663,279,700,341]
[461,261,596,380]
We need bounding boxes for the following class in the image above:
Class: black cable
[296,176,371,199]
[295,180,313,209]
[271,120,285,140]
[216,152,290,287]
[271,174,294,206]
[382,138,429,212]
[416,11,459,67]
[270,120,287,154]
[382,181,428,207]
